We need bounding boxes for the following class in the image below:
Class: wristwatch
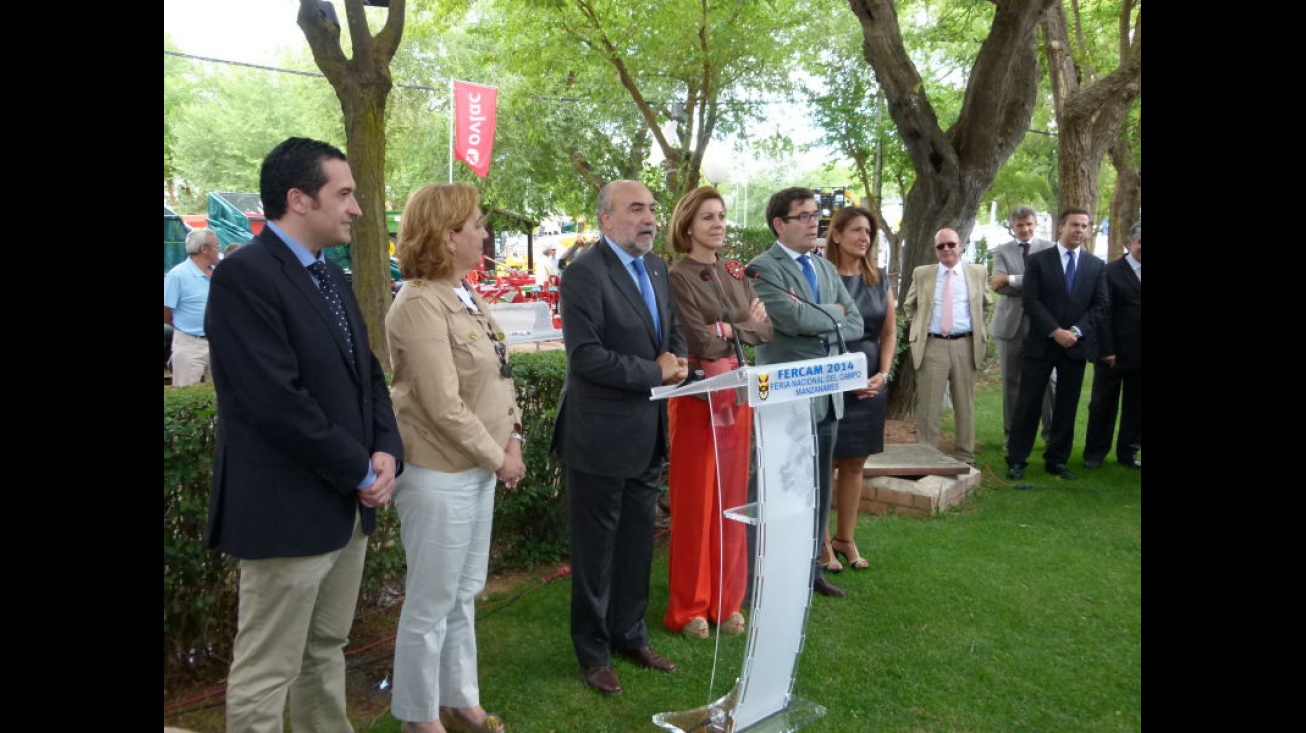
[510,432,526,445]
[876,372,892,383]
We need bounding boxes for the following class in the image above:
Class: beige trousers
[224,515,367,733]
[169,329,211,386]
[914,336,978,463]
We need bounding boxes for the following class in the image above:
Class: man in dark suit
[746,187,862,598]
[1005,206,1109,482]
[553,180,688,695]
[205,137,403,731]
[1084,222,1142,470]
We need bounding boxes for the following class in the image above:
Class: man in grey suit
[989,205,1054,449]
[746,187,862,599]
[553,180,688,695]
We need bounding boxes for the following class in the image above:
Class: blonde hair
[397,182,481,280]
[668,186,725,255]
[824,206,880,286]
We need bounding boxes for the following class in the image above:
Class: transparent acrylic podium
[649,352,868,733]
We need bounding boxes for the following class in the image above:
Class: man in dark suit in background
[205,137,402,731]
[553,180,688,696]
[746,187,862,598]
[1005,206,1109,482]
[1084,222,1142,470]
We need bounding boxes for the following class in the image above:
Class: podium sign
[651,353,867,732]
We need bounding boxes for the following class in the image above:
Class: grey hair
[1010,205,1037,221]
[595,179,639,224]
[185,228,215,255]
[1129,222,1141,240]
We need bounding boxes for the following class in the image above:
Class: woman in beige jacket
[386,182,523,733]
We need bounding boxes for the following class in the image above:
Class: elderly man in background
[903,228,991,466]
[164,227,220,386]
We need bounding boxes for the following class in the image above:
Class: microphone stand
[701,266,748,367]
[744,264,848,355]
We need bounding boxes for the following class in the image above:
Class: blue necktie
[307,261,354,356]
[630,257,661,340]
[1064,250,1077,290]
[798,254,819,300]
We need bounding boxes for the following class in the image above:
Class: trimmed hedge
[163,350,570,683]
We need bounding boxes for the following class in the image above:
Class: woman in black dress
[821,206,896,571]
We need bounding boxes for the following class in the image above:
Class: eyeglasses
[935,242,960,250]
[783,211,822,223]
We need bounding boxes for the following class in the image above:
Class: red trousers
[663,394,752,632]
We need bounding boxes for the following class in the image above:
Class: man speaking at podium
[746,187,862,599]
[553,180,688,695]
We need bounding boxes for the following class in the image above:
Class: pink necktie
[940,268,954,335]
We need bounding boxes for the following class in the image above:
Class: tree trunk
[849,0,1053,407]
[1043,0,1142,253]
[1107,132,1141,260]
[298,0,406,369]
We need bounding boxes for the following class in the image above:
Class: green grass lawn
[170,365,1141,732]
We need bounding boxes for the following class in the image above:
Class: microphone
[700,267,748,367]
[743,263,848,355]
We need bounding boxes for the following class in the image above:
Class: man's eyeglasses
[783,211,822,223]
[935,242,960,250]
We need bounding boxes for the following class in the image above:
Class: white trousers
[390,463,496,723]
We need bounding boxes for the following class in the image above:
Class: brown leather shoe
[812,576,846,598]
[616,646,679,672]
[581,664,622,695]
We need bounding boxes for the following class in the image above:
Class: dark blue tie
[1064,250,1077,290]
[307,261,354,356]
[798,254,819,300]
[630,257,661,340]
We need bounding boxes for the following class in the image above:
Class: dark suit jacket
[204,228,402,559]
[552,237,687,477]
[1098,257,1141,370]
[1022,245,1110,363]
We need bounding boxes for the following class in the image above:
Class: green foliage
[162,385,232,677]
[492,350,570,569]
[165,51,344,213]
[721,225,776,265]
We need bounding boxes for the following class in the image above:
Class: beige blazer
[386,279,521,474]
[903,262,991,371]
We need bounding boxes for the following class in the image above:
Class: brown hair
[397,182,481,280]
[824,206,880,286]
[667,186,725,255]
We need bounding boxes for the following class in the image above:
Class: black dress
[834,270,890,458]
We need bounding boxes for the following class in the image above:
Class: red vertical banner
[453,80,498,178]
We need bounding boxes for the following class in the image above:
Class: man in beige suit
[903,228,991,465]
